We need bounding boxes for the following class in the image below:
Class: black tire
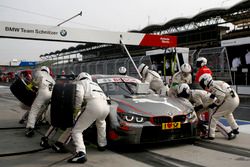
[63,83,76,127]
[50,83,64,128]
[50,83,76,129]
[10,78,37,107]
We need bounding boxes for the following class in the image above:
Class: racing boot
[51,141,68,153]
[97,145,107,151]
[40,137,50,148]
[68,151,87,163]
[201,135,214,140]
[25,128,34,137]
[232,128,239,135]
[206,136,215,140]
[19,119,25,124]
[227,132,236,140]
[198,121,208,139]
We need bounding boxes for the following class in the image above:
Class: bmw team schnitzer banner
[0,21,177,47]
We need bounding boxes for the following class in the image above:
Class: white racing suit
[144,70,168,95]
[207,80,239,138]
[26,70,55,129]
[189,89,232,138]
[72,79,110,154]
[169,71,192,97]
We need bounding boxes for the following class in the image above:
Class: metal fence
[51,55,152,78]
[192,47,233,84]
[51,46,233,84]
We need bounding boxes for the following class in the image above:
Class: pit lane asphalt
[0,84,154,167]
[1,84,250,167]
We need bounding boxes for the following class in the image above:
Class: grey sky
[0,0,242,65]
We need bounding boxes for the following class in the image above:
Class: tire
[50,83,76,129]
[10,78,37,107]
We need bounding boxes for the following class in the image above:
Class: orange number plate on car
[162,122,181,130]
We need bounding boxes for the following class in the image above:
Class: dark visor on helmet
[196,61,202,68]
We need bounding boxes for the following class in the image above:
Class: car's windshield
[97,77,138,96]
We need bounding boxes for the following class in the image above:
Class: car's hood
[110,95,193,117]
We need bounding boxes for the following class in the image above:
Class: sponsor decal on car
[97,78,138,84]
[162,122,181,130]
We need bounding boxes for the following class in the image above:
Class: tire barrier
[50,83,76,129]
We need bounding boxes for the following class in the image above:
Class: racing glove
[208,103,217,109]
[194,105,203,112]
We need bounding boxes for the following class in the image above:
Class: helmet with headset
[118,66,127,75]
[40,66,50,74]
[75,72,92,81]
[138,63,149,78]
[199,73,213,89]
[181,63,191,73]
[176,83,190,98]
[196,57,207,68]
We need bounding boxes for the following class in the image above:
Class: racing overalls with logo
[144,70,168,95]
[71,79,110,154]
[207,80,239,138]
[169,71,192,97]
[189,89,232,138]
[26,70,55,129]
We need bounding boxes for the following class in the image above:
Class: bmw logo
[167,112,173,116]
[60,29,67,37]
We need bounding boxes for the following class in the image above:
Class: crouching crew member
[199,74,239,140]
[40,80,86,153]
[68,72,110,164]
[176,83,236,140]
[138,63,168,96]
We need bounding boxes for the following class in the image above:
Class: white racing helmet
[181,63,192,73]
[118,66,127,75]
[75,72,92,81]
[40,66,50,74]
[177,83,190,98]
[196,57,207,68]
[138,63,149,78]
[199,73,213,89]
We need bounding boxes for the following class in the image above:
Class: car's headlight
[185,108,197,122]
[186,111,196,119]
[135,117,144,123]
[118,112,146,123]
[124,115,134,122]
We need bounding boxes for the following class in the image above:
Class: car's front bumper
[108,122,197,144]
